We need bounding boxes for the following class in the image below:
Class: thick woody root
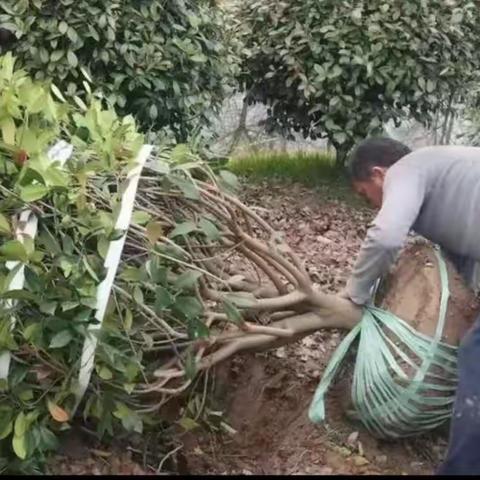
[126,172,363,402]
[130,168,480,425]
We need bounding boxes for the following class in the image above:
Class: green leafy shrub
[0,52,147,473]
[0,0,238,140]
[0,54,350,475]
[0,53,241,474]
[233,0,480,163]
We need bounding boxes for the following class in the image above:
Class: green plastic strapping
[308,248,459,438]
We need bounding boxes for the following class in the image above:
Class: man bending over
[344,137,480,475]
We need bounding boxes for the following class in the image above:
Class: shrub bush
[0,0,238,140]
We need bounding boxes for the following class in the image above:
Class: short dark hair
[348,137,411,181]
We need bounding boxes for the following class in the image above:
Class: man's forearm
[345,163,426,305]
[345,227,402,305]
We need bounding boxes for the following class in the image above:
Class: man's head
[348,137,411,208]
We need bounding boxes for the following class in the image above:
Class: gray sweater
[346,145,480,305]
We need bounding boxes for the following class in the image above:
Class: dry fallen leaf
[353,455,369,467]
[90,449,112,458]
[347,431,359,446]
[194,446,205,455]
[47,400,70,423]
[146,221,164,245]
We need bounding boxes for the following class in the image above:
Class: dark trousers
[437,250,480,475]
[437,315,480,475]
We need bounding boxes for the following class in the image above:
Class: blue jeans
[437,315,480,475]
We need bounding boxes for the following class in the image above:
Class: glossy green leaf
[219,170,239,190]
[49,330,73,349]
[98,366,113,380]
[169,221,197,238]
[199,218,220,241]
[174,296,203,319]
[132,210,152,226]
[154,286,174,312]
[12,434,27,460]
[0,417,13,440]
[0,213,11,236]
[1,117,16,145]
[124,309,133,332]
[14,412,28,437]
[222,299,245,326]
[187,317,210,340]
[133,286,144,304]
[19,184,49,202]
[0,241,28,262]
[224,292,257,308]
[67,50,78,68]
[170,176,200,200]
[58,21,68,34]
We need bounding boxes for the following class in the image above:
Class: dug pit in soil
[181,355,445,475]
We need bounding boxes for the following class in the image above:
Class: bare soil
[180,355,445,475]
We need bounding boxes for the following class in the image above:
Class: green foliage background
[233,0,480,162]
[0,0,238,141]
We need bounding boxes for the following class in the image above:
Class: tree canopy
[0,0,238,141]
[233,0,480,162]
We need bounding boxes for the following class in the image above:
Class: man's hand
[337,287,365,306]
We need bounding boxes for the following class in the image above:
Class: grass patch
[227,150,368,207]
[228,150,340,185]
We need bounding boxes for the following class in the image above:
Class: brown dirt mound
[381,242,479,345]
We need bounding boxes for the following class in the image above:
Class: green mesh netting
[309,248,459,439]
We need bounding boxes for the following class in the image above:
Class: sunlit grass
[227,150,367,207]
[228,150,339,185]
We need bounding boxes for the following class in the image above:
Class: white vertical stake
[0,141,73,379]
[0,211,38,380]
[74,144,153,411]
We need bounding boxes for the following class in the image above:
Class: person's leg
[437,315,480,475]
